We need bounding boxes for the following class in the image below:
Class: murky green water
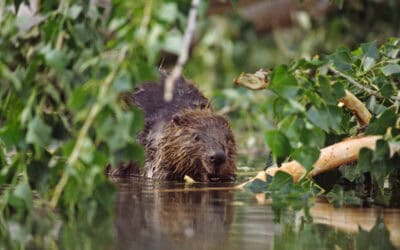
[110,177,400,250]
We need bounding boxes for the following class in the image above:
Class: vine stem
[328,66,400,101]
[164,0,201,101]
[138,0,153,39]
[50,48,127,209]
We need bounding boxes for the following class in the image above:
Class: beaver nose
[210,151,226,165]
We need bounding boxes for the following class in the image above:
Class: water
[110,177,400,250]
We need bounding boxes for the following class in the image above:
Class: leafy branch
[50,47,128,208]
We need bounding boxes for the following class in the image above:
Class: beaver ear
[172,114,187,126]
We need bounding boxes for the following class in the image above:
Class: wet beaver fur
[109,73,237,182]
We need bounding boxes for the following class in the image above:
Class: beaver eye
[193,134,200,142]
[226,136,232,143]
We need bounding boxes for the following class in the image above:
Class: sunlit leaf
[41,46,69,75]
[12,182,33,209]
[381,63,400,76]
[265,130,292,158]
[270,65,299,99]
[292,146,320,171]
[26,117,52,148]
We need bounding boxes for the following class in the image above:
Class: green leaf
[163,30,183,55]
[381,64,400,76]
[330,47,352,71]
[361,42,379,60]
[292,147,320,171]
[356,218,396,250]
[326,185,361,208]
[270,65,299,99]
[318,75,336,105]
[331,82,346,99]
[306,105,342,133]
[269,171,294,191]
[26,116,52,148]
[67,5,83,20]
[361,42,379,71]
[380,83,394,98]
[113,72,132,92]
[299,127,325,148]
[0,122,23,148]
[12,182,33,209]
[79,137,95,164]
[265,130,292,158]
[366,109,397,135]
[158,3,178,23]
[244,178,269,193]
[41,46,69,75]
[356,148,373,173]
[68,85,92,112]
[372,139,390,162]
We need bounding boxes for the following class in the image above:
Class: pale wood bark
[265,135,382,182]
[339,90,372,126]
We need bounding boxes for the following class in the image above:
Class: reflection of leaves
[244,178,270,193]
[356,217,396,250]
[273,216,395,250]
[326,185,362,208]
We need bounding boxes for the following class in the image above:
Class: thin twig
[328,66,400,101]
[164,0,201,101]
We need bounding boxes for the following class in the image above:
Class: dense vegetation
[0,0,399,248]
[242,38,400,211]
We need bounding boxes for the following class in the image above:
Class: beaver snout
[209,150,226,166]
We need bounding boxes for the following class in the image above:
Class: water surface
[111,177,400,250]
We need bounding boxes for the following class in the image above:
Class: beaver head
[151,108,236,182]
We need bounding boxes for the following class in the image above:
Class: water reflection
[111,177,400,250]
[112,177,237,250]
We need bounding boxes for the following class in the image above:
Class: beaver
[109,73,236,182]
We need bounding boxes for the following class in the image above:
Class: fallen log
[236,135,386,188]
[265,135,382,182]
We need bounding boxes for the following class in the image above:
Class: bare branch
[339,90,372,126]
[164,0,201,102]
[329,66,400,101]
